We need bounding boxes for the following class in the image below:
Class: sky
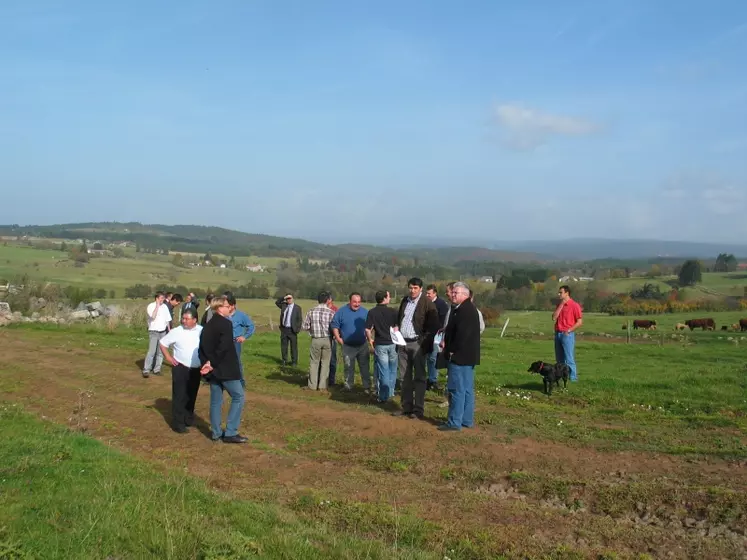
[1,0,746,244]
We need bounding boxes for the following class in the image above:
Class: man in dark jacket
[439,282,480,431]
[425,284,449,391]
[392,277,440,419]
[275,293,302,366]
[198,295,247,443]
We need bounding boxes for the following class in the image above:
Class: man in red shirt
[552,285,583,382]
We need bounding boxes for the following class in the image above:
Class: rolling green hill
[0,222,545,263]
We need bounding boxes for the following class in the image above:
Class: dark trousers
[280,327,298,365]
[398,339,428,415]
[329,337,338,384]
[171,364,202,430]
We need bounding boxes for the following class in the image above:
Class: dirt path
[1,329,745,559]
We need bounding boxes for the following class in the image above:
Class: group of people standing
[143,290,255,443]
[293,278,484,431]
[143,279,583,441]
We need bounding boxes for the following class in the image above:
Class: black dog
[527,360,570,395]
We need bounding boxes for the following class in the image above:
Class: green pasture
[0,244,276,295]
[0,406,434,560]
[494,310,747,335]
[7,321,746,458]
[601,272,747,298]
[2,318,746,559]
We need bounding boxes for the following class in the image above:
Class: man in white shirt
[159,308,203,433]
[142,291,172,378]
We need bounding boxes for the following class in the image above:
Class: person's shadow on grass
[149,397,212,439]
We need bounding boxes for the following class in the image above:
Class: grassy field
[0,244,277,295]
[0,406,435,560]
[601,272,747,299]
[112,298,747,334]
[0,319,745,559]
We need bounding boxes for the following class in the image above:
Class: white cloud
[493,103,600,150]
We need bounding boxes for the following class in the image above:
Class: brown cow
[740,319,747,332]
[685,318,716,331]
[633,319,657,330]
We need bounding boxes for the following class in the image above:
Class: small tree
[678,259,702,286]
[714,253,737,273]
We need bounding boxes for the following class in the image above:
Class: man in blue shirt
[330,292,370,392]
[225,292,255,387]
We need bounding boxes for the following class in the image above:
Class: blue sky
[1,0,746,244]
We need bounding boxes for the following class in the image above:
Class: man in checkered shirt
[301,291,336,391]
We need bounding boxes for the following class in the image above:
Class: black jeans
[171,364,202,430]
[280,327,298,364]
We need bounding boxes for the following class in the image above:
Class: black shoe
[173,426,188,434]
[222,434,248,444]
[391,410,413,418]
[409,412,424,420]
[437,424,460,432]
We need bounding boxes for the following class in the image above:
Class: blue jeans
[209,379,245,439]
[373,344,398,401]
[234,341,245,387]
[554,331,577,381]
[445,363,475,429]
[427,345,439,383]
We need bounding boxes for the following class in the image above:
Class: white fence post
[500,317,510,338]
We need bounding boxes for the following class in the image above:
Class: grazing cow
[685,318,716,331]
[721,325,729,331]
[633,319,657,330]
[740,319,747,332]
[674,323,687,331]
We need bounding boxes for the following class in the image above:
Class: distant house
[219,264,227,269]
[479,276,494,283]
[558,275,594,283]
[246,264,265,272]
[737,263,747,270]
